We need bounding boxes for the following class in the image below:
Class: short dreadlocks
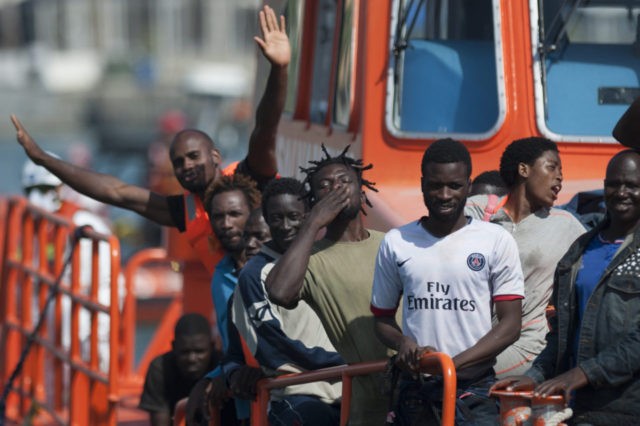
[299,144,377,213]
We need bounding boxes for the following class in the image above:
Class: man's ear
[518,162,530,179]
[210,148,222,167]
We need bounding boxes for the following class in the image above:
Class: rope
[0,226,90,425]
[545,407,573,426]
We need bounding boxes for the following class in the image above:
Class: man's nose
[438,186,453,199]
[222,216,233,228]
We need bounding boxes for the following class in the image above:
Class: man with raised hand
[11,5,289,276]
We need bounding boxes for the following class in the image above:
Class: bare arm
[453,299,522,371]
[12,115,176,227]
[613,97,640,148]
[265,186,350,308]
[246,5,290,179]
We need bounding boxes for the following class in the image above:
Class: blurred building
[0,0,264,257]
[0,0,259,89]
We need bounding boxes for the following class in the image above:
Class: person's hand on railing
[227,366,265,400]
[206,376,230,409]
[490,375,536,394]
[396,335,436,374]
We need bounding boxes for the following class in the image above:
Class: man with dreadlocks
[266,145,391,425]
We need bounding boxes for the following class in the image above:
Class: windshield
[534,0,640,139]
[388,0,504,138]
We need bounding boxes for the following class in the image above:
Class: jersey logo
[397,257,411,267]
[466,253,486,271]
[248,300,275,327]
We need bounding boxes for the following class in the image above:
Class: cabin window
[533,0,640,140]
[387,0,504,138]
[333,0,357,127]
[284,1,306,114]
[309,0,337,124]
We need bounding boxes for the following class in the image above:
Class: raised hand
[254,5,290,68]
[11,115,46,163]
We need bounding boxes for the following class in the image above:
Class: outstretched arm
[246,5,290,179]
[265,186,350,308]
[12,115,176,227]
[613,97,640,148]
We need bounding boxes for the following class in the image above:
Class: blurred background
[0,0,274,259]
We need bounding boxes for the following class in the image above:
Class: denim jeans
[268,394,340,426]
[396,373,498,426]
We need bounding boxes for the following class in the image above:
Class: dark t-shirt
[139,351,216,416]
[167,158,275,232]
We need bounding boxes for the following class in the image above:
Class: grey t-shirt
[465,195,586,357]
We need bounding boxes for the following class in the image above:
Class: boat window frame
[530,0,619,143]
[384,0,507,142]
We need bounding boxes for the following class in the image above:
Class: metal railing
[247,351,457,426]
[0,197,123,425]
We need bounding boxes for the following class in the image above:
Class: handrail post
[252,380,270,426]
[121,247,170,377]
[339,372,352,426]
[418,352,457,426]
[107,236,122,426]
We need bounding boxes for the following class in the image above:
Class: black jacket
[526,219,640,421]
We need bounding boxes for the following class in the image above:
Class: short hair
[472,170,506,187]
[261,177,309,219]
[500,137,558,188]
[421,138,472,178]
[203,173,261,214]
[174,313,210,338]
[299,144,377,211]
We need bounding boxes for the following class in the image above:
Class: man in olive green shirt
[266,147,390,425]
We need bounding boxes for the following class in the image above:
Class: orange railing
[245,352,457,426]
[0,196,123,425]
[121,247,181,380]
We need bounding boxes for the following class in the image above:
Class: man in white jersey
[371,138,525,425]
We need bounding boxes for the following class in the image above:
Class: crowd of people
[11,5,640,426]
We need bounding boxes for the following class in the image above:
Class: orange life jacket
[181,162,239,275]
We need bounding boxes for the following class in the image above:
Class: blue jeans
[268,394,340,426]
[396,373,498,426]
